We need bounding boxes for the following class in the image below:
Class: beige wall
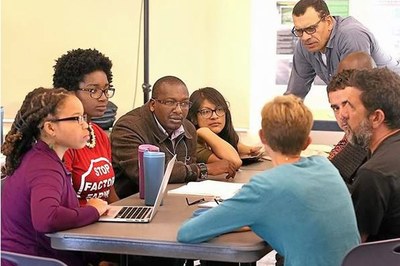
[1,0,251,128]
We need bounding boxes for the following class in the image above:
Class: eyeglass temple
[186,198,205,205]
[214,197,223,205]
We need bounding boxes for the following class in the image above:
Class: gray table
[48,167,272,265]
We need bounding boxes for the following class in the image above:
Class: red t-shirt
[64,123,115,205]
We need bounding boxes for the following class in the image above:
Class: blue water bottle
[144,151,165,206]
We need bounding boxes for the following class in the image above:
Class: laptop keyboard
[116,206,152,220]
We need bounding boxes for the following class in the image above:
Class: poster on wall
[371,1,400,59]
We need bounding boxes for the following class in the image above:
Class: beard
[347,118,373,149]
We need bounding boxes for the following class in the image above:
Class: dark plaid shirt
[329,136,368,185]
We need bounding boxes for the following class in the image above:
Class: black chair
[1,250,67,266]
[342,238,400,266]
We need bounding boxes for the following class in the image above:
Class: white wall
[1,0,251,128]
[2,0,399,143]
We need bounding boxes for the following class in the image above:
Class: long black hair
[188,87,239,150]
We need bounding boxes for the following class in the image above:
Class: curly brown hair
[348,68,400,129]
[1,87,70,176]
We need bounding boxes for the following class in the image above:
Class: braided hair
[1,87,70,176]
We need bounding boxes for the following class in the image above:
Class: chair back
[342,238,400,266]
[1,250,67,266]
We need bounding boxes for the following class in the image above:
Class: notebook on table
[99,155,176,223]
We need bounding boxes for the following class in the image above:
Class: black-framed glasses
[49,114,88,125]
[78,86,115,99]
[198,107,226,119]
[291,16,326,37]
[185,197,205,206]
[152,98,192,109]
[214,197,224,205]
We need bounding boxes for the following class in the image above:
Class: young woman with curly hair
[53,48,119,205]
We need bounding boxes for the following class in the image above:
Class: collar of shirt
[153,114,185,141]
[325,16,340,51]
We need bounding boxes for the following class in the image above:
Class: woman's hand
[87,198,110,216]
[248,146,263,156]
[238,142,263,157]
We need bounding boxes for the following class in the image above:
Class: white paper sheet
[168,180,244,200]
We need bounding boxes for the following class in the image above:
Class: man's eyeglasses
[185,197,223,206]
[152,99,192,109]
[78,86,115,99]
[291,16,326,37]
[214,197,223,205]
[198,107,226,119]
[186,198,205,206]
[49,114,88,125]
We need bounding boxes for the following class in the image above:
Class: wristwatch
[197,163,208,180]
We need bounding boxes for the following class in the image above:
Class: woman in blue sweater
[178,95,360,266]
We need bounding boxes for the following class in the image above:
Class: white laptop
[99,155,176,223]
